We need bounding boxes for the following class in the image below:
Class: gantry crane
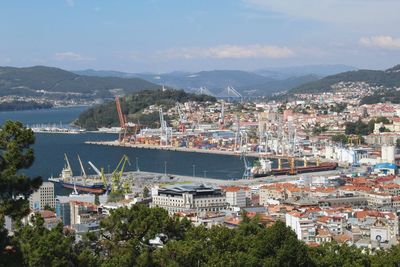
[219,101,225,130]
[115,96,140,143]
[110,155,131,192]
[241,152,253,179]
[176,103,187,133]
[348,135,361,146]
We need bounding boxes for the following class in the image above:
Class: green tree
[396,138,400,148]
[0,121,42,221]
[16,214,76,267]
[309,242,370,267]
[98,204,191,265]
[332,134,349,144]
[143,186,150,198]
[94,194,100,205]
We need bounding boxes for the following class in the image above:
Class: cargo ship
[251,158,338,178]
[49,154,106,194]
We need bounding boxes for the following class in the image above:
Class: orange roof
[333,234,351,243]
[313,187,336,193]
[268,204,295,213]
[317,216,330,223]
[224,217,241,226]
[339,185,372,192]
[222,186,242,192]
[316,228,331,237]
[354,210,396,219]
[381,183,400,189]
[37,210,56,219]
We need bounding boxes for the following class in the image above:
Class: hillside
[0,66,161,100]
[290,65,400,94]
[76,89,216,130]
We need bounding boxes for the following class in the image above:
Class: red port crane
[115,96,127,142]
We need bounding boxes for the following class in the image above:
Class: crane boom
[88,161,102,176]
[88,161,107,187]
[115,96,126,129]
[64,153,73,177]
[77,155,87,178]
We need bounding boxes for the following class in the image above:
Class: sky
[1,0,400,73]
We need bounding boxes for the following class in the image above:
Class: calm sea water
[0,106,246,194]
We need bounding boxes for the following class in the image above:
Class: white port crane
[88,161,107,187]
[77,155,87,179]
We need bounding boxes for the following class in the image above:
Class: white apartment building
[29,182,55,211]
[285,212,316,243]
[224,187,246,208]
[151,184,227,214]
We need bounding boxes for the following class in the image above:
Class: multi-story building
[29,182,55,211]
[151,184,227,214]
[285,211,316,243]
[366,192,392,209]
[224,187,246,208]
[70,201,99,225]
[259,185,286,205]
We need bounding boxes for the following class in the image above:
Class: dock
[85,140,310,160]
[121,169,343,187]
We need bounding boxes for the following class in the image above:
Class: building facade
[151,184,227,214]
[29,182,55,211]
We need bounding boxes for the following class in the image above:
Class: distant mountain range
[0,64,362,102]
[290,65,400,94]
[0,66,161,100]
[254,64,356,79]
[74,65,356,96]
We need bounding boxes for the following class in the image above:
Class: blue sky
[1,0,400,72]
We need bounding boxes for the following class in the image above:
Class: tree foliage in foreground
[0,121,42,221]
[3,203,400,266]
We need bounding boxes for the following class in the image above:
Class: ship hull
[253,163,338,178]
[60,181,106,194]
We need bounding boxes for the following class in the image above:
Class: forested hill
[0,66,161,100]
[75,89,216,130]
[290,64,400,93]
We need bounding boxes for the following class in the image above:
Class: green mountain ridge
[0,66,161,100]
[290,65,400,94]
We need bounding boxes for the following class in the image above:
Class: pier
[121,169,343,187]
[85,140,311,160]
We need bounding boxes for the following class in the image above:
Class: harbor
[85,140,314,161]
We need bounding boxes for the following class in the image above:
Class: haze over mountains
[73,64,355,96]
[7,64,400,102]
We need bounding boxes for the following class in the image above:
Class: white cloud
[54,52,94,61]
[161,44,294,59]
[360,36,400,50]
[244,0,400,26]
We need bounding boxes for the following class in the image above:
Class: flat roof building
[151,184,227,214]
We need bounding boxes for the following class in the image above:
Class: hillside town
[8,83,400,253]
